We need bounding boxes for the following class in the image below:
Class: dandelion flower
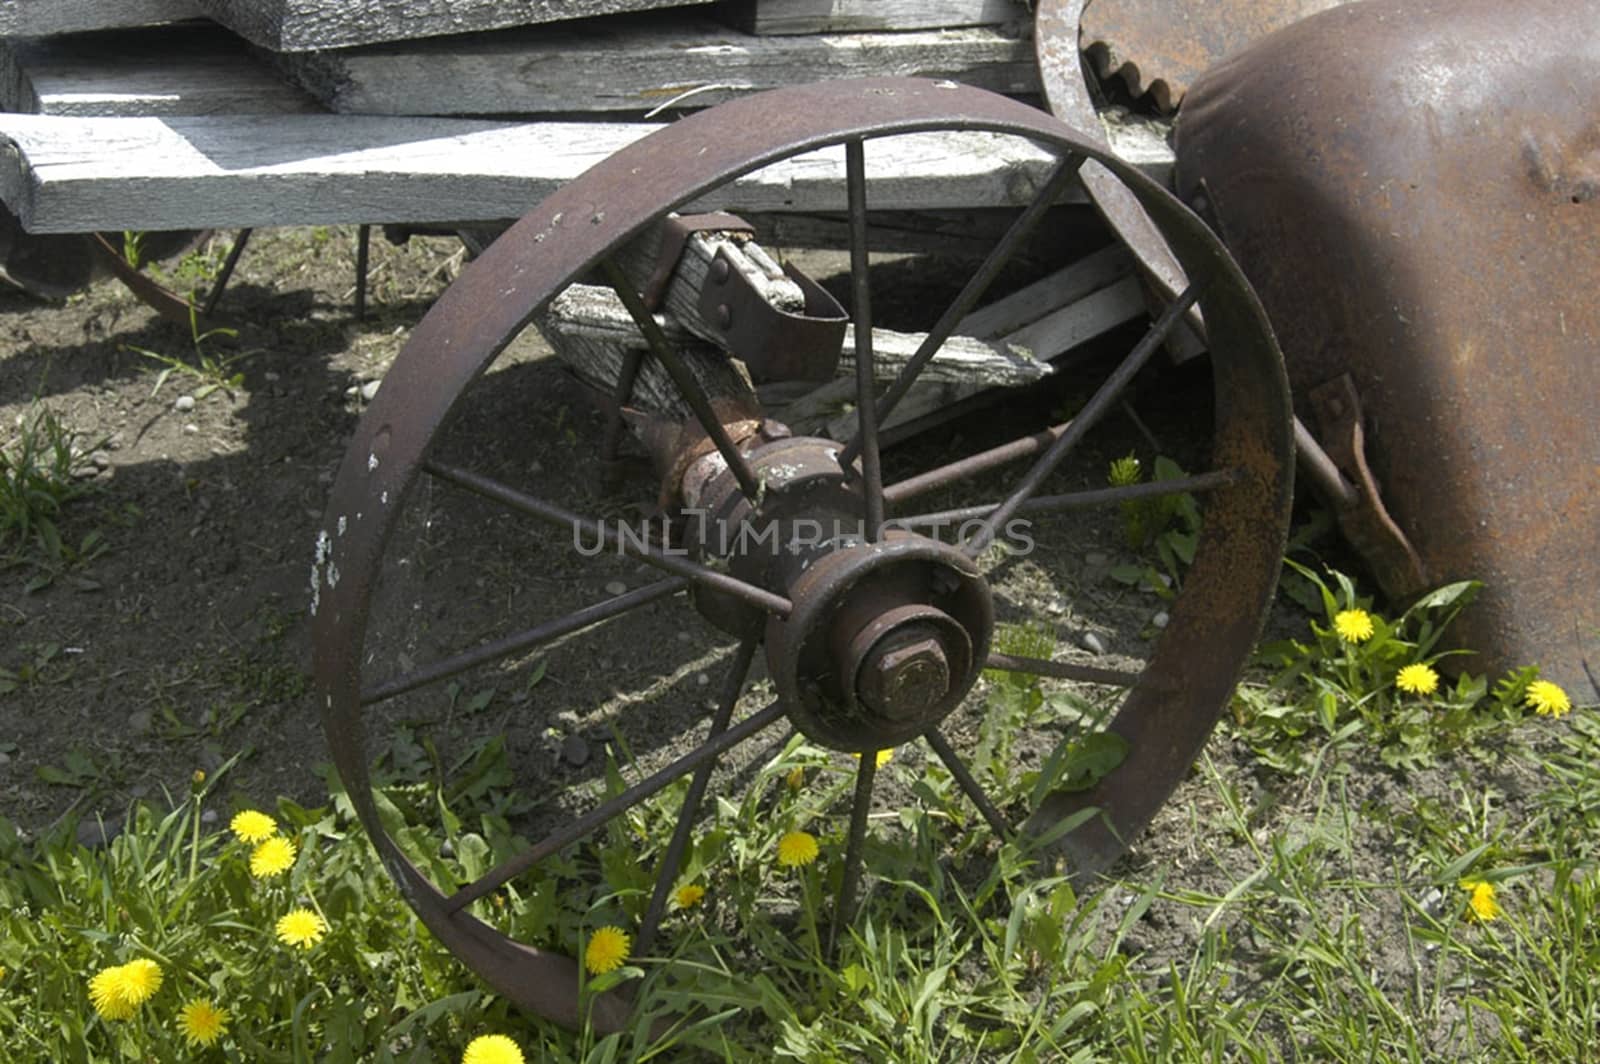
[776,830,820,869]
[1108,454,1142,487]
[1333,609,1375,644]
[1460,879,1501,922]
[851,749,894,769]
[275,908,328,950]
[1526,679,1572,718]
[250,836,296,878]
[88,958,162,1020]
[88,966,137,1021]
[584,926,630,976]
[462,1033,526,1064]
[177,998,229,1047]
[672,883,706,910]
[784,765,805,790]
[230,809,277,843]
[1396,663,1439,696]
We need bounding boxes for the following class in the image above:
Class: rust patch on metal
[1177,0,1600,687]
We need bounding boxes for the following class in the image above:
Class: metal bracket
[697,249,846,383]
[1308,374,1428,599]
[641,211,754,311]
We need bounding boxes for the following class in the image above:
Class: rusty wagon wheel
[311,78,1293,1032]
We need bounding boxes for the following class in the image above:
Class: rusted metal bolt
[717,303,732,328]
[857,630,950,721]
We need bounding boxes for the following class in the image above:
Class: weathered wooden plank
[724,0,1028,35]
[280,14,1038,116]
[0,25,320,117]
[0,0,202,37]
[0,114,1145,233]
[956,243,1135,339]
[195,0,718,52]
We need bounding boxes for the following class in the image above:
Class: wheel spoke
[839,152,1085,469]
[924,730,1011,839]
[962,282,1204,556]
[986,651,1138,689]
[361,577,689,705]
[599,257,764,501]
[635,637,759,958]
[893,468,1241,529]
[443,699,786,915]
[599,347,646,470]
[423,458,791,617]
[845,138,885,541]
[826,750,878,960]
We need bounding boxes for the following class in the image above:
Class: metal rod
[635,638,759,958]
[200,228,252,317]
[442,700,786,915]
[599,347,646,475]
[963,282,1204,555]
[1293,415,1360,508]
[985,651,1138,689]
[845,139,885,541]
[423,459,791,617]
[360,577,689,705]
[355,224,371,322]
[840,153,1085,469]
[925,730,1011,839]
[895,469,1241,529]
[827,751,878,960]
[599,258,763,501]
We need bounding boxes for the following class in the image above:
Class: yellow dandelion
[1107,454,1142,487]
[462,1033,526,1064]
[275,908,328,950]
[1526,679,1572,718]
[672,883,706,910]
[177,998,229,1047]
[776,830,820,869]
[584,926,630,976]
[1333,609,1375,644]
[88,966,137,1021]
[785,765,805,790]
[1459,879,1501,922]
[250,836,297,878]
[851,749,894,769]
[114,958,162,1007]
[1395,663,1439,696]
[229,809,277,843]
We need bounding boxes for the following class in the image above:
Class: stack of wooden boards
[0,0,1176,434]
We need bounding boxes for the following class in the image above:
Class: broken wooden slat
[278,14,1038,116]
[0,25,320,117]
[0,114,1140,233]
[724,0,1028,35]
[956,243,1135,339]
[0,0,202,37]
[836,325,1046,386]
[193,0,717,53]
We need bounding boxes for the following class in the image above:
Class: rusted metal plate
[1081,0,1351,111]
[1176,0,1600,688]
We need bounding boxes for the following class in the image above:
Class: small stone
[91,450,111,469]
[0,750,10,765]
[1152,611,1170,630]
[1079,632,1106,656]
[345,385,359,398]
[604,580,627,596]
[174,395,196,412]
[696,673,710,688]
[183,423,199,435]
[264,370,281,382]
[200,808,218,824]
[676,631,693,644]
[360,380,381,401]
[561,734,591,767]
[128,709,153,734]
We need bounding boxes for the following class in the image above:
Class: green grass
[0,403,106,583]
[1,577,1595,1061]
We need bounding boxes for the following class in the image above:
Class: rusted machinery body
[1172,0,1600,687]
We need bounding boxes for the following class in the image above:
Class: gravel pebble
[91,450,112,469]
[1152,611,1170,630]
[696,673,711,687]
[561,734,591,767]
[200,809,218,825]
[604,580,627,596]
[174,395,196,412]
[1080,632,1106,656]
[359,380,381,401]
[0,751,11,765]
[183,423,199,435]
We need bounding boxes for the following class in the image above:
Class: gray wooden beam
[194,0,718,53]
[278,14,1038,116]
[723,0,1028,35]
[0,25,320,117]
[0,0,203,37]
